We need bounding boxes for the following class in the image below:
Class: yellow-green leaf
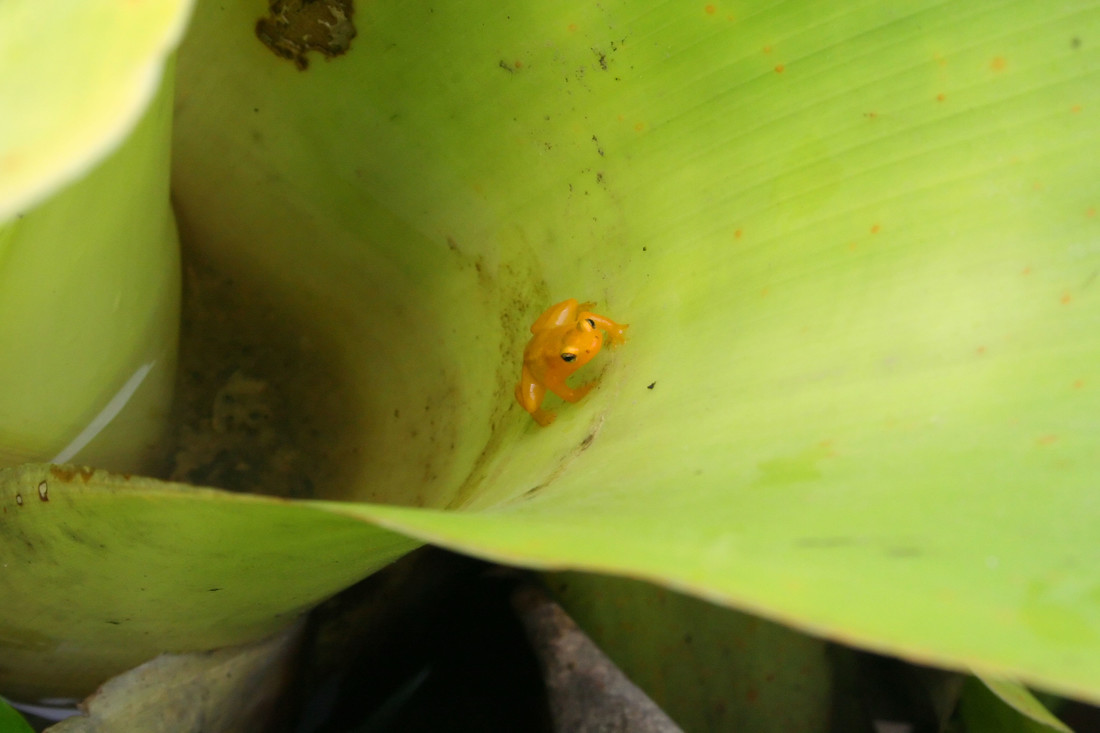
[0,0,193,220]
[174,0,1100,701]
[0,465,417,698]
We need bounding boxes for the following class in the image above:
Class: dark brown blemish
[37,481,48,502]
[256,0,357,71]
[647,382,656,389]
[524,483,547,498]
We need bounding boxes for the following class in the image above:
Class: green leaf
[0,72,180,473]
[1,0,189,474]
[6,0,1100,710]
[975,677,1072,733]
[0,0,194,220]
[0,698,33,733]
[546,572,833,732]
[961,676,1071,733]
[172,0,1100,702]
[0,465,418,698]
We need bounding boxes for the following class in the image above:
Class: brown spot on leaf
[49,465,94,483]
[256,0,356,71]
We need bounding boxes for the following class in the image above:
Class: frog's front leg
[547,379,596,404]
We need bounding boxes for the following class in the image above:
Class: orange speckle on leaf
[705,4,717,14]
[0,152,23,173]
[1071,104,1083,114]
[976,346,986,356]
[1036,434,1059,446]
[734,229,743,239]
[762,45,773,54]
[760,286,770,297]
[1021,266,1032,275]
[1087,207,1096,218]
[1061,292,1073,305]
[870,224,881,234]
[936,92,946,102]
[634,121,646,132]
[1073,379,1085,390]
[848,241,857,252]
[514,60,523,69]
[567,22,578,32]
[990,56,1007,72]
[774,64,785,73]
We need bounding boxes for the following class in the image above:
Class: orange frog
[515,299,628,426]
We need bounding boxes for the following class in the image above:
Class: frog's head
[558,317,605,369]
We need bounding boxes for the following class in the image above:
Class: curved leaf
[0,0,194,219]
[977,677,1071,733]
[6,0,1099,710]
[546,572,833,732]
[961,676,1072,733]
[0,699,33,733]
[170,0,1100,702]
[0,73,180,473]
[0,465,417,698]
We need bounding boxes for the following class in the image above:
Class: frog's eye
[560,353,577,362]
[585,318,596,329]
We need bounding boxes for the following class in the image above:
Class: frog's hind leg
[516,370,556,426]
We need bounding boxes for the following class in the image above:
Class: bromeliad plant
[2,0,1098,729]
